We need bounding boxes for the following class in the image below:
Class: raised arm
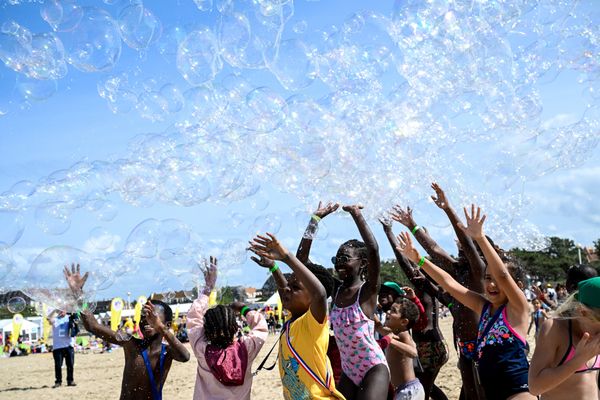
[389,332,418,358]
[144,301,190,362]
[186,257,217,344]
[396,232,486,314]
[431,182,485,282]
[250,233,328,323]
[250,255,288,295]
[379,218,449,306]
[63,264,122,345]
[296,201,339,264]
[390,205,456,273]
[344,205,380,298]
[459,205,529,320]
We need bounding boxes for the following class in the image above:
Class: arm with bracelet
[296,201,339,264]
[395,231,487,315]
[431,182,485,285]
[390,205,457,274]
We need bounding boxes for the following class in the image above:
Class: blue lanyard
[141,343,167,400]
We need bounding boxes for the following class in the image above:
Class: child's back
[187,259,268,400]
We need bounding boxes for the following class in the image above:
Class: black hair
[306,262,335,299]
[203,305,238,349]
[396,298,420,330]
[339,239,368,261]
[150,299,173,323]
[566,264,598,292]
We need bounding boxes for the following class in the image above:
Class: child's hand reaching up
[314,201,339,219]
[458,204,486,240]
[63,263,89,299]
[201,256,217,295]
[249,233,289,261]
[250,255,275,269]
[395,232,421,264]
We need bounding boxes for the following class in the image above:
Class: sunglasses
[331,255,362,265]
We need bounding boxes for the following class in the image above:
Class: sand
[0,316,519,400]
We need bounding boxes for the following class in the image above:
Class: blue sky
[0,0,599,305]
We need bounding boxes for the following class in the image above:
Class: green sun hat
[576,277,600,309]
[382,282,405,296]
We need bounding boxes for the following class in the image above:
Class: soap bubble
[192,0,213,12]
[7,296,26,313]
[125,218,161,258]
[0,210,24,249]
[243,86,288,132]
[41,0,84,32]
[67,7,122,72]
[159,84,185,113]
[16,76,58,102]
[118,4,163,51]
[34,201,72,235]
[24,246,103,313]
[0,248,16,282]
[267,39,317,91]
[87,227,116,251]
[177,27,222,86]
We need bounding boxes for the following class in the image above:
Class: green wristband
[418,256,426,267]
[269,262,279,273]
[311,214,321,222]
[411,225,421,235]
[240,306,249,317]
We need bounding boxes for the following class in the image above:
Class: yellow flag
[174,305,180,321]
[110,297,124,331]
[11,314,23,344]
[134,296,147,325]
[277,293,283,322]
[42,304,51,342]
[208,290,217,306]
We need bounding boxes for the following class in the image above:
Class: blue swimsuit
[475,303,530,400]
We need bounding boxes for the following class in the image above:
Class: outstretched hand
[431,182,449,210]
[250,255,275,269]
[378,216,393,230]
[395,232,421,264]
[201,256,217,295]
[63,263,89,298]
[390,205,416,228]
[314,201,339,219]
[458,204,486,240]
[249,233,289,261]
[342,204,363,215]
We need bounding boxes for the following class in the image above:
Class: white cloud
[541,113,579,130]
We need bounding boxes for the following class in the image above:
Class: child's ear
[165,321,172,328]
[400,317,409,328]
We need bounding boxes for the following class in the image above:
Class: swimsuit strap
[141,343,167,400]
[557,320,573,367]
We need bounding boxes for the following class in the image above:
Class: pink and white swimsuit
[330,284,388,386]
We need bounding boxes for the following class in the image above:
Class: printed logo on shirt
[281,356,311,400]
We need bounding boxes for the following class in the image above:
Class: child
[249,232,345,400]
[396,205,535,400]
[63,263,190,400]
[391,183,487,400]
[384,298,425,400]
[186,257,268,400]
[528,277,600,399]
[528,299,550,338]
[330,205,390,400]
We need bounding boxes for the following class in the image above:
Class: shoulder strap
[141,344,167,400]
[477,304,504,347]
[557,319,573,366]
[283,321,334,395]
[252,328,284,376]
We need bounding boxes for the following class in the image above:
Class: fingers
[471,204,475,220]
[475,206,481,221]
[82,271,89,286]
[480,214,487,225]
[317,201,322,210]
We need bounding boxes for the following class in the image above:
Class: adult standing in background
[48,309,78,388]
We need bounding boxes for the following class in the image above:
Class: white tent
[262,292,280,307]
[0,318,41,343]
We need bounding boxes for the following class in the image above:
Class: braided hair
[339,239,368,280]
[306,262,335,299]
[203,305,238,349]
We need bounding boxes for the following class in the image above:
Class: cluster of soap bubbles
[1,0,599,308]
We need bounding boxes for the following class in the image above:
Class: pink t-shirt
[187,295,268,400]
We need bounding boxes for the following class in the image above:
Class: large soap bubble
[118,4,162,51]
[24,246,107,312]
[67,7,122,72]
[0,210,24,249]
[266,38,317,90]
[177,28,222,86]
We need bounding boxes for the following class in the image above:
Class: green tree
[511,237,580,281]
[379,259,412,287]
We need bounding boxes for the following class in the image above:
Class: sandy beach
[0,316,516,400]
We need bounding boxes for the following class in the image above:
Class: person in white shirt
[48,310,77,388]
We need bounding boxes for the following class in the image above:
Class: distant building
[245,287,262,303]
[584,247,598,263]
